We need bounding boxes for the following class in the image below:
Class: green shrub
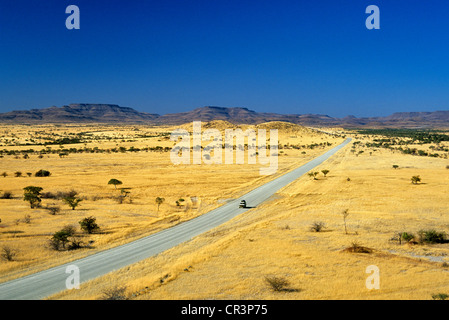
[418,230,447,244]
[23,186,43,209]
[432,293,449,300]
[35,169,51,177]
[79,216,100,234]
[401,232,415,242]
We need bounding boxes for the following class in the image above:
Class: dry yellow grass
[3,124,448,300]
[47,130,449,300]
[0,122,343,283]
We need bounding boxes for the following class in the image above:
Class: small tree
[308,172,319,180]
[79,216,100,234]
[116,188,131,204]
[49,230,71,250]
[392,165,399,169]
[155,197,165,211]
[1,172,7,177]
[14,171,22,177]
[108,179,123,189]
[411,175,421,184]
[63,196,83,210]
[341,209,349,234]
[49,225,80,251]
[23,186,43,209]
[321,169,330,177]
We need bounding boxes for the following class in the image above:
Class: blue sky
[1,0,449,117]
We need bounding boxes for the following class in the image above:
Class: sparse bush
[90,195,103,201]
[310,221,326,232]
[432,293,449,300]
[49,230,70,250]
[0,191,13,199]
[61,224,77,237]
[49,225,81,251]
[265,276,290,292]
[79,216,100,234]
[14,171,22,177]
[1,246,17,261]
[35,169,51,177]
[115,188,131,204]
[67,236,84,250]
[400,232,415,243]
[345,242,372,254]
[23,214,31,224]
[411,175,421,184]
[1,172,7,177]
[100,286,128,300]
[45,205,61,215]
[418,230,447,244]
[57,190,78,199]
[41,191,56,199]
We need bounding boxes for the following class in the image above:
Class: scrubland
[0,122,342,282]
[1,123,449,300]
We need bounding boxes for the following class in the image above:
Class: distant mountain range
[0,103,448,128]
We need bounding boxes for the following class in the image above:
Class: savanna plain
[0,122,448,300]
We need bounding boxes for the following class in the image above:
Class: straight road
[0,138,351,300]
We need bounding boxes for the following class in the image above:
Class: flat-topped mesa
[0,104,448,128]
[0,103,160,123]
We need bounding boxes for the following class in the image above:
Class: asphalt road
[0,138,351,300]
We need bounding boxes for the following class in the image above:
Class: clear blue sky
[1,0,449,117]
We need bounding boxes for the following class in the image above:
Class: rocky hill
[1,104,448,128]
[0,104,159,123]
